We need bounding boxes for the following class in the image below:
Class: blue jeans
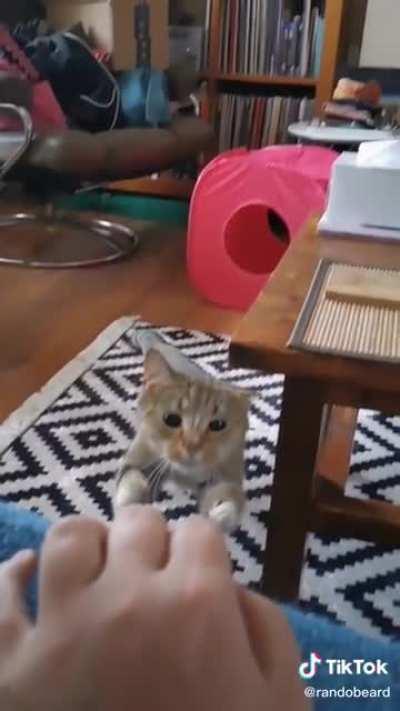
[0,501,399,709]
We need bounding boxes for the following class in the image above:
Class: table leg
[317,407,359,492]
[262,377,325,601]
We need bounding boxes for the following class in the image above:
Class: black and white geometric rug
[0,318,399,641]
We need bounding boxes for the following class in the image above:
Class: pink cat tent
[187,145,337,310]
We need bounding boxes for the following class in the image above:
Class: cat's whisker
[154,459,169,487]
[152,460,170,500]
[145,459,169,503]
[147,460,165,487]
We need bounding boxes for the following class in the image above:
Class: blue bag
[117,1,171,128]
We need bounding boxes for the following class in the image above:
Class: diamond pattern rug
[0,318,399,641]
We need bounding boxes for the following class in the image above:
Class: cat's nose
[183,436,201,454]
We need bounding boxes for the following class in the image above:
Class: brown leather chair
[0,101,214,268]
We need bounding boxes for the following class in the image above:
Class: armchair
[0,102,213,267]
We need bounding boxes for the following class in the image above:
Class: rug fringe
[0,316,139,455]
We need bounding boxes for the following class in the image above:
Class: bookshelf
[109,0,364,199]
[207,0,348,122]
[215,74,318,88]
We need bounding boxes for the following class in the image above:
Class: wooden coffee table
[230,222,400,601]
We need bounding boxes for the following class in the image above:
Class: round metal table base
[0,211,139,268]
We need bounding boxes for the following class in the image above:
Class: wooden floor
[0,217,241,422]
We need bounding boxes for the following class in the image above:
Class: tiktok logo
[299,652,323,680]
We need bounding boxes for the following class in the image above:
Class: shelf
[107,176,195,200]
[215,73,318,88]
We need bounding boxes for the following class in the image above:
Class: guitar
[135,0,151,68]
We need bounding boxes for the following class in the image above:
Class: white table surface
[289,122,397,145]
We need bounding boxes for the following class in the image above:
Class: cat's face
[137,350,249,481]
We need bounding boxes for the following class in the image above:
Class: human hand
[0,507,310,711]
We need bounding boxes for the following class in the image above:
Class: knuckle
[136,505,165,528]
[106,596,141,635]
[187,515,223,549]
[0,558,15,578]
[118,504,166,531]
[48,516,105,543]
[182,570,226,609]
[110,601,134,627]
[0,615,21,641]
[47,516,84,541]
[263,597,291,628]
[42,634,77,670]
[0,555,29,583]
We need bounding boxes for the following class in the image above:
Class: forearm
[22,116,215,182]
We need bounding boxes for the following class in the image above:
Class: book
[202,0,212,69]
[221,0,229,72]
[219,0,325,78]
[258,0,268,76]
[313,14,325,76]
[299,0,312,76]
[272,0,285,75]
[218,93,314,151]
[238,0,247,73]
[312,9,319,65]
[269,96,282,144]
[288,15,301,75]
[265,0,278,74]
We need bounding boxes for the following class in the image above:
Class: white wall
[360,0,400,67]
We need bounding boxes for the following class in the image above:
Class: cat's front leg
[200,482,245,534]
[115,468,151,508]
[114,438,154,509]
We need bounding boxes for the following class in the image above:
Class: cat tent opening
[187,146,337,310]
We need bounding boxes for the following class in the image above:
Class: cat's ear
[228,385,254,406]
[143,349,175,387]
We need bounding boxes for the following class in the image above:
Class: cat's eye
[209,419,227,432]
[164,413,182,429]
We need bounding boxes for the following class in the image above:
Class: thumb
[237,586,302,677]
[0,550,37,646]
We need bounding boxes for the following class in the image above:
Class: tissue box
[319,144,400,240]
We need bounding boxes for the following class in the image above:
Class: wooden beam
[316,0,346,113]
[312,495,400,546]
[317,406,358,492]
[107,177,194,200]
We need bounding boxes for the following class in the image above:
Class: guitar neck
[135,1,151,67]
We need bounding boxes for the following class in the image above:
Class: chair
[187,146,337,311]
[0,104,213,268]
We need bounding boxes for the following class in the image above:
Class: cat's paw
[208,501,240,534]
[114,469,150,509]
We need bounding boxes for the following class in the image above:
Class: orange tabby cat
[115,347,249,533]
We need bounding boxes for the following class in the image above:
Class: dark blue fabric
[0,501,399,709]
[285,606,400,709]
[0,501,48,618]
[25,32,119,131]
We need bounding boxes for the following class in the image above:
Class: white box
[319,150,400,241]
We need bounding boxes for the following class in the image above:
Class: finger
[107,505,169,571]
[39,516,107,610]
[237,588,302,677]
[168,515,232,577]
[0,550,37,642]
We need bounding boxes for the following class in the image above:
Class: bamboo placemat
[289,260,400,363]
